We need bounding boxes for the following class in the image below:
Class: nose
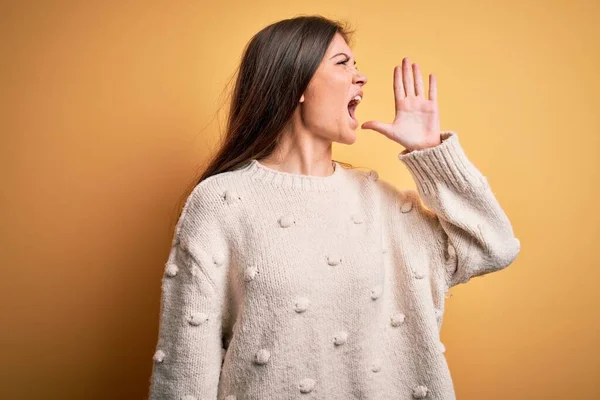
[353,68,367,86]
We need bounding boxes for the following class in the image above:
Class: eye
[337,59,358,71]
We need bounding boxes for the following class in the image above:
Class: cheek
[304,98,344,129]
[306,83,347,121]
[301,69,351,131]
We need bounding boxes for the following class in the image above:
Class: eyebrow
[330,52,357,65]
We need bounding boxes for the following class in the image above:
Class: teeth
[352,95,362,104]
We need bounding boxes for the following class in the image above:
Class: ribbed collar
[239,159,348,191]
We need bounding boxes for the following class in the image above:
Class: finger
[394,65,405,109]
[429,73,437,103]
[403,57,414,96]
[361,120,394,139]
[413,63,424,97]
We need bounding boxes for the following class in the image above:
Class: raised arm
[397,131,521,288]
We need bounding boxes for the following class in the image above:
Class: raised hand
[361,57,442,152]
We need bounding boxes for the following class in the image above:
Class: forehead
[326,33,352,57]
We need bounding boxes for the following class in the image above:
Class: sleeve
[148,182,231,400]
[397,131,521,289]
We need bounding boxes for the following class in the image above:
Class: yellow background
[2,1,598,399]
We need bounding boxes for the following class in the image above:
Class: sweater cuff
[397,131,487,195]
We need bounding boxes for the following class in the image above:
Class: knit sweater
[148,131,521,400]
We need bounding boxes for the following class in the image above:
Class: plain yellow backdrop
[2,1,598,399]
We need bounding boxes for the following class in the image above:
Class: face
[298,32,368,144]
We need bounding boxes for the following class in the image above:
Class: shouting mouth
[347,94,362,125]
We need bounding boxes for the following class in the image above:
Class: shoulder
[351,165,441,228]
[184,168,244,211]
[349,166,416,206]
[175,169,241,241]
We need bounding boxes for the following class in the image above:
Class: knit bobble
[370,284,383,300]
[479,174,489,188]
[294,296,310,313]
[298,378,316,393]
[513,237,521,249]
[390,312,406,327]
[191,265,202,277]
[412,385,429,399]
[244,266,258,282]
[165,263,178,277]
[254,349,270,365]
[367,170,379,181]
[181,396,197,400]
[351,212,364,224]
[414,269,427,279]
[279,215,295,228]
[326,254,342,266]
[400,201,413,213]
[153,349,165,363]
[187,312,209,326]
[222,189,241,205]
[333,331,348,346]
[212,250,226,267]
[371,360,382,373]
[447,243,456,259]
[445,244,458,276]
[438,341,446,354]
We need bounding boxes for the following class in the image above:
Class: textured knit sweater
[148,131,521,400]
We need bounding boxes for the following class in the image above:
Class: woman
[148,15,520,400]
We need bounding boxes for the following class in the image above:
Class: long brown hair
[175,15,359,222]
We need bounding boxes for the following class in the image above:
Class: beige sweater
[148,131,521,400]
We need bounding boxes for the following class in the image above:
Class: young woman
[148,15,520,400]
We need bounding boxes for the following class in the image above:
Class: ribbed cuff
[397,131,488,195]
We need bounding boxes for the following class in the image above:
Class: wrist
[404,134,443,153]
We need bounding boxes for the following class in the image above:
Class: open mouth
[347,95,362,121]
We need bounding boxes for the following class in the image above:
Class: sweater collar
[239,158,347,191]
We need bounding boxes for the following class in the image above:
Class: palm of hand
[362,57,442,152]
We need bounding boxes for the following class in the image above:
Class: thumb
[361,120,394,138]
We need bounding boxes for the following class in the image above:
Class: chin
[337,129,357,145]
